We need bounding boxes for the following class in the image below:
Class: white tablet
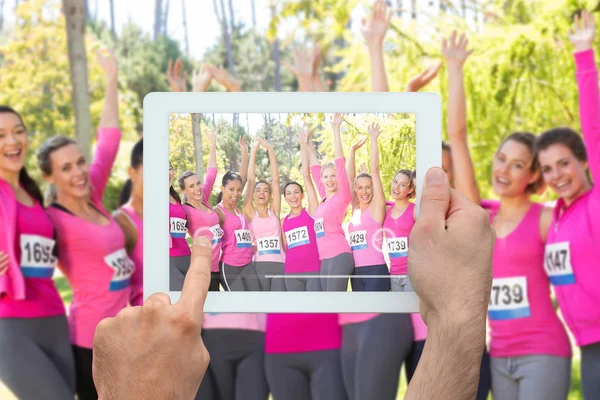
[143,92,441,312]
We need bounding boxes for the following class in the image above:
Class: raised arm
[308,132,326,200]
[206,65,241,92]
[202,130,218,201]
[283,47,317,92]
[239,136,249,189]
[331,113,344,159]
[243,140,260,221]
[298,128,320,216]
[348,137,368,210]
[368,123,386,221]
[312,46,327,92]
[331,114,352,203]
[443,31,480,204]
[406,63,442,92]
[259,138,282,218]
[361,0,392,92]
[167,59,188,92]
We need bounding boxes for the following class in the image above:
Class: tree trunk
[163,0,170,34]
[109,0,115,36]
[461,0,466,18]
[83,0,89,21]
[227,0,235,36]
[62,0,92,160]
[219,0,235,76]
[181,0,189,55]
[439,0,447,13]
[251,0,256,29]
[94,0,98,21]
[271,5,281,91]
[154,0,163,41]
[192,114,204,179]
[411,0,417,19]
[0,0,5,31]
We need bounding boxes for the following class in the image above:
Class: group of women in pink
[1,2,599,399]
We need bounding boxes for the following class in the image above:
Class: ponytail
[19,168,44,206]
[216,191,223,206]
[169,186,182,204]
[119,179,133,207]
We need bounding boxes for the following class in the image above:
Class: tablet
[143,92,441,312]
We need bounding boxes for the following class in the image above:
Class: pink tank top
[0,201,65,319]
[282,209,320,273]
[184,204,222,272]
[411,313,428,341]
[120,205,144,306]
[203,313,267,331]
[169,202,190,257]
[265,314,342,354]
[218,204,253,267]
[250,210,285,264]
[488,203,572,358]
[347,206,386,267]
[383,203,415,275]
[338,313,378,325]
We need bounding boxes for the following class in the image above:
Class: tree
[181,0,189,55]
[63,0,92,160]
[271,4,281,91]
[0,0,5,31]
[251,0,256,29]
[154,0,162,40]
[192,113,204,178]
[163,0,170,35]
[109,0,115,36]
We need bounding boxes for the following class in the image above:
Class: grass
[1,280,584,400]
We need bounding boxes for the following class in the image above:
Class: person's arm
[308,137,326,201]
[206,65,241,92]
[405,167,494,400]
[368,123,386,222]
[243,140,260,222]
[283,47,317,92]
[330,114,352,204]
[331,113,344,160]
[202,131,218,202]
[167,59,188,92]
[239,136,249,190]
[361,0,392,92]
[299,128,320,216]
[347,137,367,210]
[406,63,442,92]
[312,46,327,92]
[570,11,599,194]
[259,138,282,218]
[442,31,480,204]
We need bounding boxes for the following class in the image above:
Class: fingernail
[194,236,210,247]
[425,167,445,186]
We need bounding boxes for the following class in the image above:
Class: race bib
[19,235,57,278]
[488,276,530,320]
[544,242,575,285]
[257,236,281,255]
[105,249,135,291]
[386,237,408,258]
[170,217,187,239]
[235,229,252,248]
[286,226,310,249]
[210,224,224,245]
[314,218,325,238]
[349,230,367,251]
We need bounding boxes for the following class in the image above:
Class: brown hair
[394,169,415,199]
[500,132,544,194]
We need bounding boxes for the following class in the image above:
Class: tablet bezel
[143,92,441,312]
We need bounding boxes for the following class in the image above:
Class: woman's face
[391,173,412,201]
[45,144,90,199]
[538,143,589,205]
[322,166,338,193]
[222,179,243,206]
[284,184,304,209]
[0,112,28,175]
[253,182,272,207]
[183,174,203,203]
[355,176,373,205]
[492,139,538,197]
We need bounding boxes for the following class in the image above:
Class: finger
[415,167,450,235]
[450,30,457,46]
[175,59,182,77]
[144,292,172,307]
[282,60,297,76]
[167,60,173,77]
[458,32,467,48]
[574,14,580,31]
[386,10,393,25]
[177,237,212,320]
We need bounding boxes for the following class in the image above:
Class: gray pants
[265,349,348,400]
[254,261,286,291]
[342,313,413,400]
[581,342,600,399]
[391,275,413,292]
[320,253,354,291]
[169,255,191,291]
[221,262,261,291]
[0,315,76,400]
[285,271,323,291]
[202,329,269,400]
[491,354,571,400]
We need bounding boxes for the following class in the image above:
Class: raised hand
[167,59,188,92]
[330,113,344,132]
[96,49,118,80]
[406,62,442,92]
[360,0,392,48]
[0,251,8,277]
[283,47,317,91]
[206,65,241,92]
[192,65,213,92]
[258,137,273,152]
[367,122,382,140]
[297,126,310,145]
[442,31,474,66]
[239,136,248,153]
[206,130,216,147]
[251,139,261,153]
[569,10,596,52]
[352,136,368,151]
[312,45,322,78]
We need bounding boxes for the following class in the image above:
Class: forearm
[208,143,217,168]
[333,128,344,159]
[368,45,388,92]
[100,74,119,128]
[447,64,467,139]
[240,149,249,188]
[347,149,357,184]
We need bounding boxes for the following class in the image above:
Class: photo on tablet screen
[168,112,416,293]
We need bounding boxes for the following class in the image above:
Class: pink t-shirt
[544,49,600,347]
[169,202,191,257]
[250,210,285,264]
[383,203,415,275]
[282,209,320,273]
[203,313,267,331]
[347,206,386,267]
[311,158,352,260]
[120,205,143,307]
[411,313,428,341]
[217,204,253,267]
[46,128,133,349]
[489,203,571,358]
[338,313,378,325]
[183,167,221,273]
[0,200,65,318]
[265,314,342,354]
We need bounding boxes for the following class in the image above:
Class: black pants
[72,345,98,400]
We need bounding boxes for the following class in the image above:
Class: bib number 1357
[544,242,575,285]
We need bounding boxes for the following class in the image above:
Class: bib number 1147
[544,242,575,285]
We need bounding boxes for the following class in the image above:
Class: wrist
[298,75,314,92]
[574,44,593,53]
[446,62,464,73]
[367,42,384,53]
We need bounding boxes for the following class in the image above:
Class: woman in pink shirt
[179,131,222,291]
[243,138,286,291]
[446,32,571,399]
[535,12,600,398]
[114,139,144,306]
[41,53,137,400]
[0,106,76,399]
[308,113,354,291]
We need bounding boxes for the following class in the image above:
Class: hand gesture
[297,126,310,145]
[96,49,118,80]
[239,136,248,153]
[192,65,213,92]
[0,251,8,277]
[206,130,216,147]
[442,31,474,66]
[167,59,188,92]
[367,122,382,140]
[312,45,322,78]
[251,139,261,153]
[206,65,241,92]
[406,62,442,92]
[361,1,392,48]
[569,10,596,52]
[352,136,368,151]
[258,137,273,152]
[330,113,344,132]
[283,47,316,79]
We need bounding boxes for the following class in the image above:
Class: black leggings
[209,271,221,291]
[350,264,391,292]
[72,345,97,400]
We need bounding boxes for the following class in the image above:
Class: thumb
[416,167,450,235]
